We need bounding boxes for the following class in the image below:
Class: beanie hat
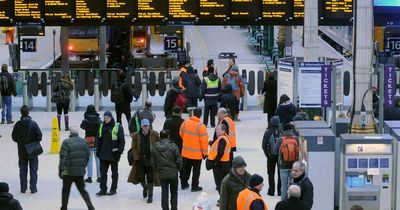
[104,111,113,119]
[232,156,247,168]
[282,123,293,131]
[249,174,264,187]
[0,182,9,193]
[1,64,7,71]
[141,118,150,126]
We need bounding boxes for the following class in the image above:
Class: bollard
[242,70,248,111]
[166,70,172,92]
[22,79,28,107]
[141,70,148,108]
[46,79,52,112]
[94,78,101,111]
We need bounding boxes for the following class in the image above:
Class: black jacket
[96,120,125,161]
[384,106,400,120]
[0,192,23,210]
[200,73,221,105]
[0,71,16,96]
[262,116,281,158]
[181,68,201,98]
[12,116,43,160]
[53,79,73,103]
[59,134,90,177]
[220,168,251,210]
[275,197,310,210]
[220,85,238,118]
[275,102,296,124]
[261,79,277,114]
[164,86,183,118]
[290,173,314,209]
[163,115,185,152]
[112,78,133,108]
[152,138,183,180]
[80,106,101,137]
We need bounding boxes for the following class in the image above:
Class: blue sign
[321,65,332,107]
[384,64,396,107]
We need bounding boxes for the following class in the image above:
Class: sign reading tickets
[321,64,332,107]
[384,64,396,107]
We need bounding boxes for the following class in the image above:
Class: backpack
[280,136,299,164]
[268,131,280,156]
[51,83,68,103]
[174,93,187,110]
[111,82,125,104]
[229,76,239,92]
[0,75,9,93]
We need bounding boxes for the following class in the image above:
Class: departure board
[0,0,13,25]
[199,0,229,20]
[293,0,304,24]
[14,0,43,22]
[262,0,290,22]
[169,0,197,20]
[75,0,104,21]
[319,0,353,25]
[45,0,74,23]
[230,0,260,20]
[106,0,134,21]
[137,0,167,21]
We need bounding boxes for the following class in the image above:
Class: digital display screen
[374,0,400,6]
[199,0,229,19]
[169,0,197,20]
[106,0,134,21]
[262,0,290,22]
[14,0,43,22]
[380,158,389,168]
[359,158,368,168]
[293,0,304,21]
[369,158,379,168]
[346,175,365,188]
[45,0,74,23]
[319,0,353,25]
[348,158,358,168]
[0,0,13,25]
[230,0,260,20]
[137,0,167,19]
[75,0,104,21]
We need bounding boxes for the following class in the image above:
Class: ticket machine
[383,121,400,135]
[293,120,328,131]
[340,134,394,210]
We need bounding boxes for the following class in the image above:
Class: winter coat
[220,85,238,118]
[112,78,133,110]
[152,138,183,180]
[164,85,183,118]
[219,168,251,210]
[163,115,185,152]
[0,192,23,210]
[0,71,16,96]
[182,68,201,98]
[275,102,296,124]
[59,134,90,177]
[127,130,160,185]
[222,70,244,100]
[53,79,73,103]
[12,116,43,160]
[290,173,314,209]
[128,108,156,134]
[96,120,125,162]
[200,73,221,105]
[80,105,101,137]
[275,197,310,210]
[261,79,277,114]
[262,116,281,158]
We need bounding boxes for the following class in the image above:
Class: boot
[147,184,153,203]
[57,115,61,131]
[65,115,69,131]
[140,182,148,198]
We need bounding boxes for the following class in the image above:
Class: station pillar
[303,0,319,61]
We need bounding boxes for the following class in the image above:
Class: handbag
[256,94,265,106]
[127,148,133,166]
[23,121,43,159]
[205,158,214,171]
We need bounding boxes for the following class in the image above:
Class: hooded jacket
[262,116,281,157]
[12,116,43,160]
[152,138,183,180]
[219,168,251,210]
[53,79,73,103]
[164,80,183,118]
[182,67,201,98]
[0,70,16,96]
[59,133,90,177]
[0,192,23,210]
[275,102,296,124]
[80,105,101,137]
[200,73,221,105]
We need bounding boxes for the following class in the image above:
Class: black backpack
[111,82,125,104]
[0,75,9,93]
[51,83,69,103]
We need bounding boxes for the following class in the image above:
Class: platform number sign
[164,36,178,51]
[385,37,400,53]
[21,38,37,52]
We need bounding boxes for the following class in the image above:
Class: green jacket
[59,134,90,177]
[219,168,251,210]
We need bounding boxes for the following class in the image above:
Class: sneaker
[96,177,101,183]
[21,190,26,193]
[31,189,37,194]
[191,186,203,192]
[107,190,117,196]
[85,177,92,183]
[147,196,153,203]
[96,190,107,196]
[7,120,14,124]
[181,183,189,190]
[1,120,5,124]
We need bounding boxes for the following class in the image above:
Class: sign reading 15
[164,36,178,51]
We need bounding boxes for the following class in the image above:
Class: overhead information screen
[106,0,135,22]
[199,0,229,21]
[293,0,304,24]
[230,0,260,21]
[262,0,290,23]
[319,0,353,25]
[75,0,104,21]
[169,0,197,20]
[45,0,74,24]
[14,0,43,22]
[137,0,167,21]
[0,0,13,25]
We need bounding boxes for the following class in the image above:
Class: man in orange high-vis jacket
[214,108,237,153]
[178,60,190,91]
[208,124,231,194]
[179,107,208,192]
[2,27,14,44]
[237,174,268,210]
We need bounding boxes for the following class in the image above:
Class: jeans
[280,168,292,200]
[87,148,100,178]
[1,96,12,121]
[61,175,94,210]
[203,104,217,127]
[267,155,281,195]
[18,157,38,192]
[100,160,119,192]
[160,175,178,210]
[181,158,202,188]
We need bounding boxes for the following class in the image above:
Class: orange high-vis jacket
[237,188,268,210]
[208,134,231,162]
[223,116,237,149]
[178,67,187,91]
[179,116,209,160]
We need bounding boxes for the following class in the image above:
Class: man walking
[0,64,16,124]
[236,174,268,210]
[200,66,221,128]
[179,108,208,192]
[96,111,125,196]
[153,130,183,210]
[275,185,309,210]
[59,127,95,210]
[12,105,42,193]
[290,161,314,209]
[129,101,156,134]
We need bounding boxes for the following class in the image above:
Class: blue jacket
[275,102,296,124]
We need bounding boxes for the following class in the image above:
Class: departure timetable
[320,0,352,25]
[199,0,229,19]
[169,0,197,19]
[45,0,73,22]
[293,0,304,18]
[75,0,103,20]
[14,0,43,22]
[230,0,260,20]
[262,0,290,21]
[0,0,12,25]
[137,0,167,19]
[106,0,134,21]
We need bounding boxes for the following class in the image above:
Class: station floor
[0,110,283,210]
